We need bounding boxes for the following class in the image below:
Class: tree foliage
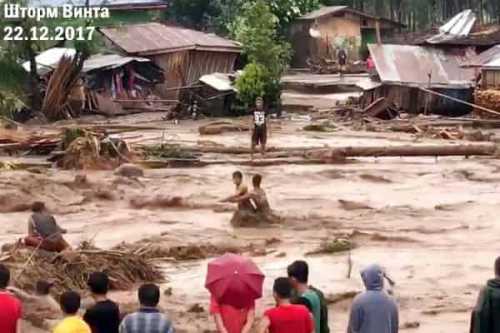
[235,63,267,106]
[232,0,292,105]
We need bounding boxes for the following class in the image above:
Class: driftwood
[308,143,496,159]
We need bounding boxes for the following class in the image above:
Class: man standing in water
[221,171,253,211]
[250,97,269,160]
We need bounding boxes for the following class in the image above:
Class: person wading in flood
[250,97,270,160]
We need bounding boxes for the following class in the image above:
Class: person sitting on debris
[471,256,500,333]
[53,291,91,333]
[0,264,22,333]
[119,283,174,333]
[250,97,269,160]
[84,272,120,333]
[24,201,71,252]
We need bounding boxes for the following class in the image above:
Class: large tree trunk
[309,143,496,159]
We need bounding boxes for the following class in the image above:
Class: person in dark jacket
[471,256,500,333]
[347,264,398,333]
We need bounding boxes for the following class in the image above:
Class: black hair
[232,171,243,179]
[87,272,109,295]
[0,264,10,289]
[59,291,81,315]
[252,174,262,187]
[495,257,500,277]
[287,260,309,283]
[273,277,292,299]
[138,283,160,307]
[32,201,45,213]
[36,280,53,295]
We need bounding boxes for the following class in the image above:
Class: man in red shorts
[259,277,314,333]
[250,97,269,160]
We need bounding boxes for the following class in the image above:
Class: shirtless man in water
[220,171,254,211]
[240,174,271,213]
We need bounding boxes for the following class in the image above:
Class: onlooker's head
[252,174,262,188]
[138,283,160,308]
[36,280,54,296]
[87,272,109,296]
[256,97,264,110]
[232,171,243,186]
[59,291,81,315]
[287,260,309,287]
[360,264,384,291]
[273,277,292,302]
[0,264,10,289]
[495,257,500,278]
[32,201,46,213]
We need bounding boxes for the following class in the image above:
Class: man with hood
[471,256,500,333]
[347,264,398,333]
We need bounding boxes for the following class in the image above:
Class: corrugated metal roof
[297,5,403,26]
[28,0,166,8]
[299,6,348,20]
[22,47,76,75]
[426,9,476,44]
[100,23,241,56]
[199,73,236,92]
[368,44,476,88]
[484,57,500,69]
[82,54,151,72]
[463,45,500,67]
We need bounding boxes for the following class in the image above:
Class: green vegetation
[232,0,291,106]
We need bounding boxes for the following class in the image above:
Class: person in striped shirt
[119,284,174,333]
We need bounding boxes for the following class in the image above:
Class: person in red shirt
[210,295,255,333]
[259,277,314,333]
[0,264,22,333]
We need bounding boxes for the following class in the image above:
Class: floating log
[309,143,496,159]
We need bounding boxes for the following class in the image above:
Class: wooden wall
[483,69,500,90]
[152,50,238,99]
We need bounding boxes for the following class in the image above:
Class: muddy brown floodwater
[1,113,500,332]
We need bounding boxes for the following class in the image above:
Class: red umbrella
[205,253,265,309]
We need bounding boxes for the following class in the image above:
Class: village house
[365,43,477,116]
[99,23,241,99]
[481,57,500,90]
[289,6,403,68]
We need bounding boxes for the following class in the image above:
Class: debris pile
[0,242,164,295]
[42,53,85,121]
[141,144,200,160]
[474,90,500,117]
[199,121,249,135]
[55,128,132,170]
[306,238,355,255]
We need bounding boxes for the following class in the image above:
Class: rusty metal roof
[368,44,476,88]
[426,9,477,44]
[298,5,403,26]
[100,23,241,56]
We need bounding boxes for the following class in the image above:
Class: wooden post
[375,19,382,44]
